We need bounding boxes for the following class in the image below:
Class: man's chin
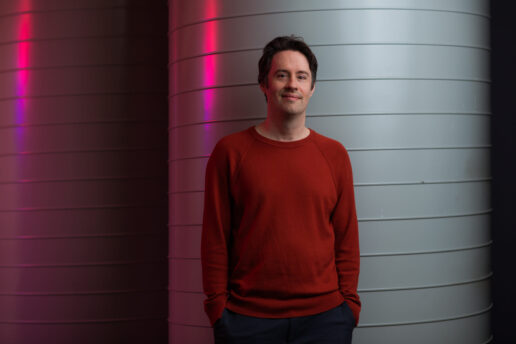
[280,107,305,117]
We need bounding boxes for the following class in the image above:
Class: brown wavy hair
[258,35,318,90]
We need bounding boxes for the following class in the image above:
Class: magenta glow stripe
[15,11,31,159]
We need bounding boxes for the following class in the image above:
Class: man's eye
[298,75,308,80]
[277,73,286,78]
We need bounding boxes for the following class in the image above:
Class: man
[201,35,360,343]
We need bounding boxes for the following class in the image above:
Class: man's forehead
[272,50,310,69]
[270,50,311,72]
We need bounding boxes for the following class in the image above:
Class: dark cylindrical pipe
[0,1,168,343]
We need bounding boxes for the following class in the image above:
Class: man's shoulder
[214,127,253,150]
[311,130,347,153]
[310,130,352,172]
[209,127,255,161]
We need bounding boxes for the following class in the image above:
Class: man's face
[261,50,315,117]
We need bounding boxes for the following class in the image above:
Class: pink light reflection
[205,0,218,22]
[202,56,217,122]
[12,1,33,321]
[202,20,218,123]
[202,0,219,154]
[16,10,31,130]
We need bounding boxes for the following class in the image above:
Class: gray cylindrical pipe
[169,0,491,343]
[0,1,168,343]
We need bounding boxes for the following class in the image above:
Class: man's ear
[309,82,316,96]
[259,82,267,94]
[259,83,268,101]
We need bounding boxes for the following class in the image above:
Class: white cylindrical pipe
[169,1,491,343]
[0,1,168,343]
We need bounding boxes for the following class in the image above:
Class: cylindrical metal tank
[0,1,168,343]
[169,0,491,343]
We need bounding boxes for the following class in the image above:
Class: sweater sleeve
[331,147,361,325]
[201,141,232,326]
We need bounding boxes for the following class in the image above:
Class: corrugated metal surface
[168,1,491,342]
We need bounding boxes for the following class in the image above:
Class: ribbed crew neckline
[248,126,314,148]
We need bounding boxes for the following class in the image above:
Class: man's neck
[255,113,309,142]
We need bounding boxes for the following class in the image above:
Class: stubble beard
[276,95,306,118]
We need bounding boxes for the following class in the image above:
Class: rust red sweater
[201,126,360,326]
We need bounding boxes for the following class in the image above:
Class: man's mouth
[282,94,300,100]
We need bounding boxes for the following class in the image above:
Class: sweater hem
[225,291,345,319]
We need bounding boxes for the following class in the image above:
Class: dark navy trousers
[213,302,355,344]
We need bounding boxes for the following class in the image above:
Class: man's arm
[332,147,361,325]
[201,141,232,326]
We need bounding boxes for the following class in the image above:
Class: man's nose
[285,76,298,89]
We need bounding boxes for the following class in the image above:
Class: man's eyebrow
[273,69,310,75]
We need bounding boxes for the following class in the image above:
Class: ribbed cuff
[204,295,227,326]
